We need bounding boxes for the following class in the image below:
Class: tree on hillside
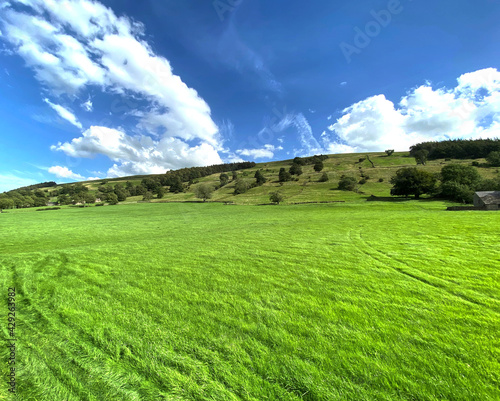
[142,192,153,201]
[439,164,483,203]
[414,149,429,165]
[169,177,184,193]
[84,193,96,204]
[57,194,71,205]
[269,191,284,205]
[194,184,214,202]
[440,164,482,188]
[220,173,229,187]
[390,167,436,199]
[487,151,500,167]
[279,168,292,182]
[234,179,248,195]
[289,163,303,176]
[0,198,14,212]
[385,149,395,156]
[33,197,47,207]
[107,193,119,205]
[318,172,329,182]
[254,170,267,186]
[232,171,238,181]
[338,175,357,191]
[155,186,165,199]
[314,161,324,172]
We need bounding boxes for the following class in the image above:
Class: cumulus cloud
[44,98,82,129]
[236,144,283,159]
[1,0,222,175]
[48,166,85,181]
[325,68,500,152]
[52,126,223,177]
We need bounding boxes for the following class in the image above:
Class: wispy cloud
[236,144,282,159]
[44,98,82,129]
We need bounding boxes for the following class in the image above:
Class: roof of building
[475,191,500,205]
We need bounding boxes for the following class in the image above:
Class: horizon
[1,0,499,192]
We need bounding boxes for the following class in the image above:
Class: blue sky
[1,0,499,191]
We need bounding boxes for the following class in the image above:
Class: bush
[378,178,384,182]
[318,172,329,182]
[359,178,367,185]
[338,176,358,191]
[313,161,324,172]
[289,163,303,176]
[194,184,214,201]
[95,202,105,207]
[487,151,500,167]
[269,191,284,204]
[233,179,248,195]
[472,161,480,167]
[385,149,394,156]
[440,181,474,204]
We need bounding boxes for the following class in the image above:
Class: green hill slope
[4,151,499,206]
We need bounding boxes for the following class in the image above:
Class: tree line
[410,139,500,161]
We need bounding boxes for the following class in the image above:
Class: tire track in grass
[349,229,500,314]
[9,255,186,399]
[15,254,282,400]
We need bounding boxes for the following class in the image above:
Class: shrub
[472,161,480,167]
[440,181,474,204]
[313,161,324,172]
[318,172,329,182]
[233,179,248,195]
[289,163,303,176]
[378,178,384,182]
[385,149,395,156]
[194,184,214,201]
[359,178,367,185]
[269,191,284,204]
[338,176,358,191]
[487,151,500,167]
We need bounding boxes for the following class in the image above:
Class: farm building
[473,191,500,210]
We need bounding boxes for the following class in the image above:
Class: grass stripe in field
[0,202,499,400]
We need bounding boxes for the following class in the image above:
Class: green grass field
[1,202,499,400]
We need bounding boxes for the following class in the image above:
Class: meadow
[0,201,499,400]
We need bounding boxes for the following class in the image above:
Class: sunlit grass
[1,202,499,400]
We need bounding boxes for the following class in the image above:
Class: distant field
[1,202,499,400]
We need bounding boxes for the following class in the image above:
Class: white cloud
[271,113,323,156]
[52,126,223,176]
[1,0,223,175]
[236,144,283,159]
[48,166,85,181]
[86,177,101,181]
[44,98,82,129]
[81,98,93,112]
[325,68,500,152]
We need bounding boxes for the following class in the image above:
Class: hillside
[2,151,500,207]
